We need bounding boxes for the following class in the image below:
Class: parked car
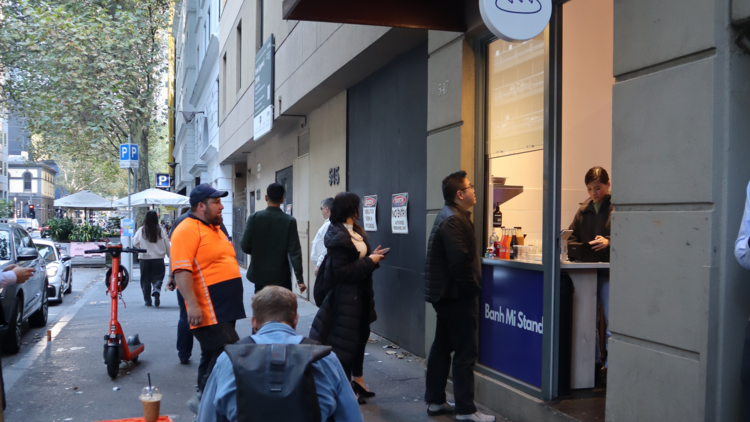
[33,239,72,304]
[0,223,49,354]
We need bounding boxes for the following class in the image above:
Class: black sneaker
[152,291,160,308]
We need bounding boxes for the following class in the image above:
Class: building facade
[0,114,9,201]
[172,0,233,231]
[176,0,750,420]
[8,157,57,223]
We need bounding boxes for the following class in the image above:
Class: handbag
[313,254,329,307]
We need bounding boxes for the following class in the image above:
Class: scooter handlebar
[83,247,148,254]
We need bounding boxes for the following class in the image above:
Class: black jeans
[425,297,478,415]
[176,291,193,361]
[341,326,370,380]
[139,259,165,305]
[192,321,239,392]
[742,320,750,422]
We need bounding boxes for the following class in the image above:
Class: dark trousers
[192,321,240,392]
[176,291,193,361]
[425,297,478,415]
[341,327,370,380]
[742,320,750,421]
[139,259,165,305]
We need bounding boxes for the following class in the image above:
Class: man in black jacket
[424,171,494,422]
[240,183,305,294]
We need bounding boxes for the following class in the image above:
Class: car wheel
[65,270,73,294]
[57,287,64,304]
[106,346,119,380]
[29,280,48,328]
[4,297,23,354]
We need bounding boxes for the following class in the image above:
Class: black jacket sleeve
[439,217,480,295]
[567,212,581,245]
[288,218,304,283]
[329,249,376,286]
[240,214,253,255]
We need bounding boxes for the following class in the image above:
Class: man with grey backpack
[197,286,363,422]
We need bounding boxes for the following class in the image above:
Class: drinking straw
[148,373,152,397]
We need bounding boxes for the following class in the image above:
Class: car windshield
[35,244,57,264]
[0,230,10,263]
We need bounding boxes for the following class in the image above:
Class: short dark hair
[584,167,610,186]
[442,170,468,201]
[321,197,334,209]
[267,183,285,203]
[252,286,297,326]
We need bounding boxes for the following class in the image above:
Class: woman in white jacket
[133,210,170,307]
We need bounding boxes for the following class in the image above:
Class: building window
[236,21,242,92]
[23,171,31,191]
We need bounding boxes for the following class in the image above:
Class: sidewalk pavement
[4,265,505,422]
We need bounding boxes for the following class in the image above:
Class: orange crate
[95,417,172,422]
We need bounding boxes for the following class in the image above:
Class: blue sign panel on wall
[479,264,544,388]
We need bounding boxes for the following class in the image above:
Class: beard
[206,211,223,226]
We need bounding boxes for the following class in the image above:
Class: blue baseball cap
[190,183,228,206]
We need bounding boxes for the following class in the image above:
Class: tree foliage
[0,0,173,195]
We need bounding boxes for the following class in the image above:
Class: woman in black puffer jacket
[309,192,387,403]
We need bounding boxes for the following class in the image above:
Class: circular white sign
[479,0,552,42]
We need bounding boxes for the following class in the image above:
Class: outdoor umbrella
[54,190,114,209]
[113,188,189,208]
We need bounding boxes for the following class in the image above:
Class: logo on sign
[495,0,542,14]
[156,173,170,188]
[364,197,377,207]
[393,196,406,206]
[479,0,551,42]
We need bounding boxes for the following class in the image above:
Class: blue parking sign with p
[156,173,170,188]
[120,143,139,169]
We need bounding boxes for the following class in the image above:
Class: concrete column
[424,31,476,354]
[607,0,750,420]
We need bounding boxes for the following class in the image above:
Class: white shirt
[311,219,331,267]
[133,226,171,260]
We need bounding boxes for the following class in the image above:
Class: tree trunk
[129,115,151,228]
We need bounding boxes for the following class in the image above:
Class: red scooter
[85,244,147,379]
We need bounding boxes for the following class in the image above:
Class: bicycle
[85,243,147,380]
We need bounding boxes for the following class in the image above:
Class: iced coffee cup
[139,386,162,422]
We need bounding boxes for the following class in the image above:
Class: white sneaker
[427,402,455,416]
[456,411,496,422]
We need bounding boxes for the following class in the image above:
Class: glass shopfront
[475,0,614,413]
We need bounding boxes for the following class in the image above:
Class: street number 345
[329,167,340,186]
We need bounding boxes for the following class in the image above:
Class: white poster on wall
[391,193,409,234]
[363,195,378,232]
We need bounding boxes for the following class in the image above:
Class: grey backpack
[223,337,333,422]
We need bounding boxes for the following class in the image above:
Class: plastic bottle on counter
[509,230,518,260]
[489,231,499,258]
[497,228,506,258]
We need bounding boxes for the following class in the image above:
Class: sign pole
[125,137,133,279]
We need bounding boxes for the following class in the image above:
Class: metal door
[276,166,293,215]
[232,190,247,267]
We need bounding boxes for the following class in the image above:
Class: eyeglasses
[459,184,475,192]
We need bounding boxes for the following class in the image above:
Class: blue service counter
[480,258,544,388]
[480,257,610,390]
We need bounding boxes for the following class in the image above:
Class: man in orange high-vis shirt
[172,184,246,414]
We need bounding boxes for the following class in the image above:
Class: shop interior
[481,0,613,420]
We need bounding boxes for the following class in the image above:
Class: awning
[282,0,467,32]
[113,188,189,208]
[54,190,113,209]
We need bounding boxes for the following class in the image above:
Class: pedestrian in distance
[240,182,306,294]
[734,179,750,422]
[132,210,170,307]
[197,286,364,422]
[311,197,333,277]
[309,192,387,404]
[424,170,495,422]
[171,183,246,414]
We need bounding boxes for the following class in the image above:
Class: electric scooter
[85,243,147,380]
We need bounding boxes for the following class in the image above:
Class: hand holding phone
[381,248,391,256]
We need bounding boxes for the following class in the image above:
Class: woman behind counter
[567,166,611,382]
